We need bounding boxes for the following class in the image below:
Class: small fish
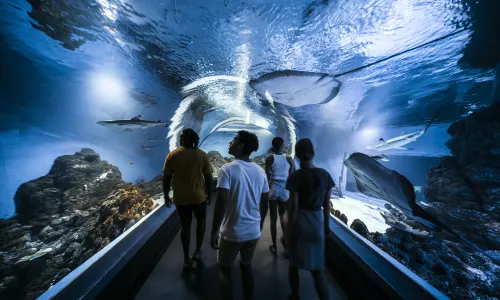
[129,162,133,165]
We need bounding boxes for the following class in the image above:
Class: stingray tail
[423,112,440,133]
[413,205,499,264]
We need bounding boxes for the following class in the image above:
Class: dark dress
[285,168,334,270]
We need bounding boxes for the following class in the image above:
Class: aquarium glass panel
[1,0,499,299]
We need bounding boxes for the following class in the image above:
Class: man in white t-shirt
[210,130,269,300]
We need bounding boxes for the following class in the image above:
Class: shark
[344,152,498,263]
[367,112,440,151]
[97,116,170,131]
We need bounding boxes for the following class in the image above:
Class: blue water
[1,0,496,219]
[1,1,499,299]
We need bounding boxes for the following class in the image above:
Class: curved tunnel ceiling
[2,0,498,152]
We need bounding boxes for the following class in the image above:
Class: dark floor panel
[135,203,347,300]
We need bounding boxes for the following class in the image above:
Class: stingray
[370,153,390,162]
[367,112,440,151]
[344,152,498,263]
[249,70,341,107]
[97,116,170,131]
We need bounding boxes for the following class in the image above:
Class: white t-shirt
[217,160,270,242]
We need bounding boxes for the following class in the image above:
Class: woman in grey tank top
[260,137,294,255]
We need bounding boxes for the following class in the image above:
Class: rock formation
[0,149,160,300]
[207,151,267,177]
[423,101,500,251]
[330,206,348,225]
[347,103,500,299]
[350,219,369,238]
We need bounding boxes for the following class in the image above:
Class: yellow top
[162,147,213,205]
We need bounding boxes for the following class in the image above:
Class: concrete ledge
[39,205,180,300]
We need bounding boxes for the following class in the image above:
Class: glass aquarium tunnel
[1,0,499,299]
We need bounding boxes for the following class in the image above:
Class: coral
[0,149,160,300]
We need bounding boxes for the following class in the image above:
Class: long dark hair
[295,138,320,205]
[180,128,200,148]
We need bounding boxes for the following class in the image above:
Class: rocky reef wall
[348,102,500,299]
[0,149,161,300]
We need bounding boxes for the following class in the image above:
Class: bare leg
[270,201,278,249]
[289,264,300,299]
[240,263,254,300]
[278,201,287,248]
[260,198,269,231]
[219,266,233,300]
[311,270,329,300]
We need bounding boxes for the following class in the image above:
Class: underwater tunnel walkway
[134,195,347,300]
[40,191,448,300]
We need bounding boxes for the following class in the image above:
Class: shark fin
[379,138,386,143]
[423,111,440,133]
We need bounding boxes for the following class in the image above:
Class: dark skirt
[288,209,324,270]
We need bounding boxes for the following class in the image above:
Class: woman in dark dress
[285,138,334,300]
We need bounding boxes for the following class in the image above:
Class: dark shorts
[217,238,259,268]
[176,201,207,226]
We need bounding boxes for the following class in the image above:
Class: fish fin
[379,138,386,143]
[423,111,440,133]
[354,176,378,198]
[354,177,368,193]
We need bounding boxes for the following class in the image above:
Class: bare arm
[162,175,173,207]
[202,153,214,204]
[204,174,213,204]
[260,192,269,229]
[264,155,273,183]
[212,188,229,235]
[162,154,174,207]
[286,191,299,241]
[323,189,332,237]
[286,155,295,176]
